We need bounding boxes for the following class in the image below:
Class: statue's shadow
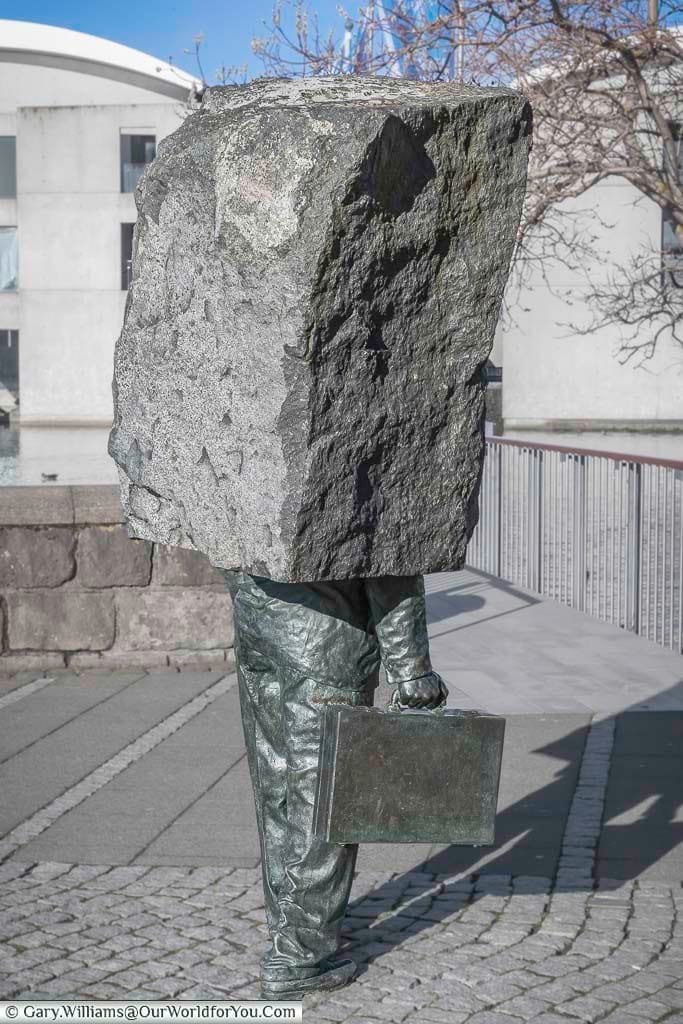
[344,679,683,974]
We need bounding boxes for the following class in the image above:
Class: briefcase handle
[385,687,448,715]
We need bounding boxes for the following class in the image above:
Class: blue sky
[0,0,350,83]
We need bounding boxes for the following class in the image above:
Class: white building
[0,19,200,425]
[498,177,683,441]
[0,19,680,445]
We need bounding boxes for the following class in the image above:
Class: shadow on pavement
[345,679,683,971]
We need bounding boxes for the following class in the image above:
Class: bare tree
[251,1,683,364]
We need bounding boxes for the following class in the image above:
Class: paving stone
[466,1014,527,1024]
[54,966,118,985]
[315,1000,363,1021]
[624,971,678,994]
[474,978,525,1001]
[647,987,683,1010]
[428,982,491,1012]
[532,1016,587,1024]
[494,994,554,1018]
[410,1013,468,1024]
[530,958,585,978]
[343,1018,386,1023]
[618,997,671,1019]
[79,983,130,998]
[360,1001,413,1021]
[560,994,619,1021]
[1,673,681,1021]
[598,1016,650,1024]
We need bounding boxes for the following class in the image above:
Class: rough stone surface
[67,647,234,670]
[0,527,75,588]
[72,487,126,525]
[0,488,235,667]
[0,486,74,526]
[0,652,67,672]
[7,591,115,651]
[166,648,235,669]
[77,526,152,588]
[152,545,225,587]
[110,76,531,581]
[115,589,233,650]
[66,649,171,670]
[0,863,681,1019]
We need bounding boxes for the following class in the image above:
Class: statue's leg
[234,645,288,937]
[262,672,375,974]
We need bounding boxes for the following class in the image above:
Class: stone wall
[0,486,234,673]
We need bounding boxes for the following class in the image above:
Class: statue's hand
[396,672,448,710]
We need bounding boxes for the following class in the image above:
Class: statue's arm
[364,575,447,709]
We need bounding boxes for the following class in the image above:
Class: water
[0,426,118,486]
[0,425,680,489]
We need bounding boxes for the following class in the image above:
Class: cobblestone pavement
[0,860,682,1023]
[0,712,680,1022]
[2,573,683,1024]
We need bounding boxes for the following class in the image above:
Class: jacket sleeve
[363,575,433,685]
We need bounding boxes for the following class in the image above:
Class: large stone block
[152,545,225,587]
[110,77,531,581]
[7,592,115,651]
[67,649,170,670]
[73,486,126,525]
[167,648,235,670]
[0,486,74,526]
[115,589,233,651]
[77,525,152,588]
[0,652,67,673]
[0,527,75,588]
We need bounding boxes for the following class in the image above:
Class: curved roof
[0,19,201,100]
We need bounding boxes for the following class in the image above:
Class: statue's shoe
[260,956,356,1000]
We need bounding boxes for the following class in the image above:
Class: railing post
[573,454,587,612]
[497,443,503,579]
[536,449,544,593]
[631,461,642,636]
[581,455,588,612]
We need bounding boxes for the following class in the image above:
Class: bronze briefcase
[313,700,505,845]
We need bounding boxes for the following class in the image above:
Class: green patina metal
[222,568,503,1000]
[314,704,505,845]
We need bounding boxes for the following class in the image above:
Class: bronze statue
[109,75,530,1003]
[223,570,447,999]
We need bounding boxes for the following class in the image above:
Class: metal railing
[467,438,683,653]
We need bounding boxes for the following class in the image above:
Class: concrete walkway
[1,568,682,1020]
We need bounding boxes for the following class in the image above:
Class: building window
[121,223,135,289]
[0,329,18,398]
[662,124,683,286]
[484,360,503,384]
[120,134,156,193]
[662,210,682,261]
[0,227,17,290]
[0,138,16,198]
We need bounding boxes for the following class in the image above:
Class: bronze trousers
[235,639,375,971]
